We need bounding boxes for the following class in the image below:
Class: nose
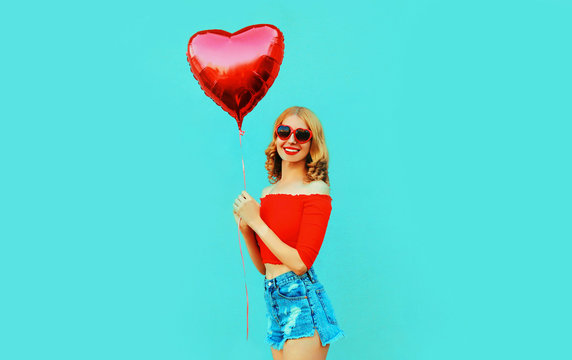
[286,133,297,144]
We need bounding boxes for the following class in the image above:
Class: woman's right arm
[235,185,273,275]
[239,225,266,275]
[234,186,274,275]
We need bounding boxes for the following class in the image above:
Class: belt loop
[306,268,315,283]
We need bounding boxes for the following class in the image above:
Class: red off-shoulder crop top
[254,193,332,270]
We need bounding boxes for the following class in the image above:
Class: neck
[280,159,307,185]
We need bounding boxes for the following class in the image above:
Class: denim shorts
[263,266,346,350]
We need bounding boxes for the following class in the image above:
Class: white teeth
[284,148,300,153]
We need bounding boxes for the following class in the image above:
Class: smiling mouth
[283,147,300,155]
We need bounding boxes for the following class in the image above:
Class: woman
[232,106,345,359]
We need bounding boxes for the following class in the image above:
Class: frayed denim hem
[265,329,318,350]
[322,329,346,346]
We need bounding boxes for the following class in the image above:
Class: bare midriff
[264,263,294,280]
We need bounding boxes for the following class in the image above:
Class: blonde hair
[264,106,330,185]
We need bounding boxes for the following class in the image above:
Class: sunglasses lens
[295,129,311,142]
[276,125,291,139]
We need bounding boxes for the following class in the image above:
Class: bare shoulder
[306,180,330,195]
[261,184,276,198]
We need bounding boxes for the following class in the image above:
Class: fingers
[235,192,249,205]
[233,191,252,214]
[233,192,246,213]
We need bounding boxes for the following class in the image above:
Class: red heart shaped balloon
[187,24,285,131]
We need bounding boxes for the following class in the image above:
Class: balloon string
[237,128,249,340]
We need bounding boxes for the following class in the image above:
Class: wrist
[239,221,250,232]
[250,217,267,235]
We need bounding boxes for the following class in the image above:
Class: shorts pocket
[276,278,308,300]
[264,290,280,324]
[316,287,338,325]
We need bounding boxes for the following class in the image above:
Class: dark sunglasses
[275,124,313,144]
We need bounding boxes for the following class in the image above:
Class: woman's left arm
[250,220,307,275]
[234,190,307,274]
[252,195,332,276]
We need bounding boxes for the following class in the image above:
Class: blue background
[1,0,571,359]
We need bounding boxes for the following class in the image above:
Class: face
[275,115,311,163]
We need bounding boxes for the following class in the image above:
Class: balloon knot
[239,129,245,136]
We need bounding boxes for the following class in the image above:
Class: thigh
[283,329,330,360]
[271,347,284,360]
